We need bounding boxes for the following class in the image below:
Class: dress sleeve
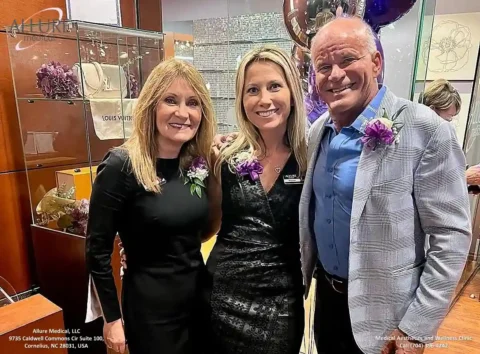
[85,149,133,323]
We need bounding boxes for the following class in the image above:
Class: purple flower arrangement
[361,106,406,151]
[36,61,80,99]
[68,199,89,236]
[56,198,89,236]
[127,73,139,98]
[361,119,395,150]
[185,157,209,198]
[233,151,264,182]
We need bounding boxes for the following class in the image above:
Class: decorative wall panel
[193,12,293,133]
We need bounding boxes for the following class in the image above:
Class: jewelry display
[7,19,164,236]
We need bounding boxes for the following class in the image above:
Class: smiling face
[311,19,382,119]
[242,60,291,133]
[155,77,202,147]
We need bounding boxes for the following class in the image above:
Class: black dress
[204,154,305,354]
[85,149,209,354]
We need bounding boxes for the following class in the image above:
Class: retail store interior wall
[0,0,161,297]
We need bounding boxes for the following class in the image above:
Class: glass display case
[0,276,18,307]
[464,49,480,273]
[410,0,437,100]
[6,20,164,237]
[411,0,480,301]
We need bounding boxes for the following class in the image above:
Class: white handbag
[73,62,127,99]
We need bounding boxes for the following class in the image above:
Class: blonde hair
[420,79,461,114]
[120,58,216,193]
[215,45,307,176]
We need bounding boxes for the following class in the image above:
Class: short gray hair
[312,17,377,55]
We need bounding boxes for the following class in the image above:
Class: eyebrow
[246,79,283,85]
[163,92,199,99]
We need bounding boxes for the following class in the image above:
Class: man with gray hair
[300,17,471,354]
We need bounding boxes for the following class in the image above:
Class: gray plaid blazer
[299,88,472,353]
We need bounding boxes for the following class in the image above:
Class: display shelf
[198,69,231,73]
[18,97,137,103]
[7,20,164,238]
[6,20,164,42]
[194,38,291,46]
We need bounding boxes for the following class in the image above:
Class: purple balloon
[305,63,327,124]
[364,0,417,32]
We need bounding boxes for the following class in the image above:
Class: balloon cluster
[283,0,417,124]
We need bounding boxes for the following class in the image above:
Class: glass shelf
[7,20,164,237]
[6,20,164,42]
[194,38,291,46]
[17,97,137,103]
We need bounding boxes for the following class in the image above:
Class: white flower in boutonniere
[185,157,209,198]
[361,105,407,151]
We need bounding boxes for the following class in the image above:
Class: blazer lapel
[350,89,399,236]
[300,115,328,228]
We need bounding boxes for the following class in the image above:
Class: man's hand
[381,328,425,354]
[212,132,238,152]
[466,164,480,185]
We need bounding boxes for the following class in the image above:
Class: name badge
[283,174,304,185]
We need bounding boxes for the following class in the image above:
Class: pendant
[274,167,281,174]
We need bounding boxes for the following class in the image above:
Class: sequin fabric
[204,157,305,354]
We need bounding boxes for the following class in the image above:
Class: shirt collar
[326,85,387,133]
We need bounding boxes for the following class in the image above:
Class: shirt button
[329,244,334,249]
[326,194,332,199]
[334,266,338,271]
[327,219,332,224]
[328,168,333,173]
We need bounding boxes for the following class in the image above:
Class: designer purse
[73,62,127,99]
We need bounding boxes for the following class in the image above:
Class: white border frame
[66,0,122,27]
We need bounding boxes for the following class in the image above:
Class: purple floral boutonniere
[185,157,209,198]
[233,151,264,181]
[361,105,406,151]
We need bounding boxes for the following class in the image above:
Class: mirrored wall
[161,0,441,131]
[163,0,294,134]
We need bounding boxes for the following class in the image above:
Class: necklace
[258,150,290,174]
[265,157,288,174]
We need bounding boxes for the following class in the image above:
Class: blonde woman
[419,78,462,121]
[202,45,307,354]
[85,58,216,354]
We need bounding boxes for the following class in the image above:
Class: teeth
[332,84,353,93]
[258,109,277,117]
[170,123,185,128]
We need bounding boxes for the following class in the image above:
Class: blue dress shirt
[312,86,386,279]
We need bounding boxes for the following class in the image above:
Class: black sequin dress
[204,154,305,354]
